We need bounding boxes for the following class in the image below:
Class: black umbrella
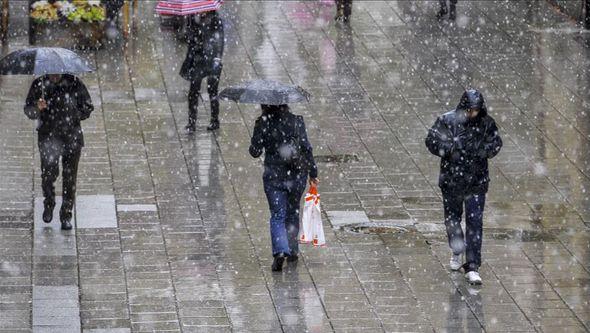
[0,47,94,76]
[218,79,311,105]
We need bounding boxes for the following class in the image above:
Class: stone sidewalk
[1,1,589,332]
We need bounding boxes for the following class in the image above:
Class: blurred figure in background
[335,0,352,22]
[438,0,457,20]
[180,10,224,132]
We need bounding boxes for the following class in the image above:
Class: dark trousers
[188,74,220,124]
[439,0,458,10]
[443,192,485,272]
[39,137,81,222]
[263,174,307,257]
[336,0,352,18]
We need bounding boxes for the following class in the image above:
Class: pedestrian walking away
[24,74,94,230]
[180,10,224,132]
[249,104,319,272]
[437,0,457,20]
[425,89,502,285]
[335,0,352,22]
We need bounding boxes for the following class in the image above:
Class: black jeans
[336,0,352,18]
[188,74,220,124]
[439,0,458,10]
[442,192,485,272]
[39,137,81,222]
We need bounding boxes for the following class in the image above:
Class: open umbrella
[218,79,311,105]
[0,47,94,76]
[156,0,223,16]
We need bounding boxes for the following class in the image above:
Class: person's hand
[309,178,320,186]
[37,99,47,111]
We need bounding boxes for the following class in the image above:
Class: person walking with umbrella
[219,80,319,272]
[0,47,94,230]
[178,8,224,131]
[425,89,502,284]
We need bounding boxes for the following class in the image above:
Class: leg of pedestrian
[437,0,448,18]
[285,177,306,262]
[443,192,465,271]
[264,182,290,271]
[343,0,352,21]
[39,138,60,223]
[206,73,221,131]
[186,77,202,131]
[59,148,81,230]
[449,0,457,20]
[463,193,485,284]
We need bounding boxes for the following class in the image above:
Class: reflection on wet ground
[0,0,589,332]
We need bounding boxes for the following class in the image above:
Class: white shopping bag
[299,185,326,247]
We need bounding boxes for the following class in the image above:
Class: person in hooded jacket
[180,10,224,132]
[425,89,502,285]
[249,105,319,272]
[24,74,94,230]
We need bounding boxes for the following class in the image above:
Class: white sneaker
[465,271,482,285]
[449,254,462,271]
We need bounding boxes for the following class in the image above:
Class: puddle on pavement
[486,228,557,242]
[315,154,359,163]
[342,222,411,234]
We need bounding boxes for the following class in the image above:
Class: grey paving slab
[32,286,81,331]
[116,204,158,212]
[76,195,117,229]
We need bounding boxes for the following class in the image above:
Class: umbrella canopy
[218,80,311,105]
[156,0,223,16]
[0,47,94,76]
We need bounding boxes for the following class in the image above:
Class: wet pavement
[1,1,590,332]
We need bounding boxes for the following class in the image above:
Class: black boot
[42,200,55,223]
[206,119,220,131]
[271,255,285,272]
[185,120,196,132]
[287,253,298,263]
[61,220,73,230]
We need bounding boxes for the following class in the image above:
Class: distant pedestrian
[24,74,94,230]
[437,0,457,20]
[335,0,352,22]
[425,89,502,285]
[180,11,224,132]
[249,104,319,272]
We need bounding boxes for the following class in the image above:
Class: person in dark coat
[438,0,458,20]
[425,89,502,285]
[249,105,319,272]
[24,74,93,230]
[335,0,352,22]
[180,10,224,132]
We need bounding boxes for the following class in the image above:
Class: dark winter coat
[180,11,224,81]
[24,74,93,147]
[249,110,318,180]
[425,89,502,195]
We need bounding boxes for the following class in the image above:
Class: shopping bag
[299,185,326,247]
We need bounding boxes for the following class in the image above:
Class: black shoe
[185,122,196,132]
[437,7,447,19]
[272,256,285,272]
[42,202,54,223]
[287,254,299,263]
[206,120,220,131]
[61,220,73,230]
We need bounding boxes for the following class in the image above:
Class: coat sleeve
[75,79,94,120]
[249,118,264,158]
[297,116,318,179]
[425,116,454,158]
[482,118,502,159]
[24,79,42,120]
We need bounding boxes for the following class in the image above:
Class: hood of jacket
[456,89,488,118]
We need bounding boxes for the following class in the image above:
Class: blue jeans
[263,173,307,257]
[443,193,486,272]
